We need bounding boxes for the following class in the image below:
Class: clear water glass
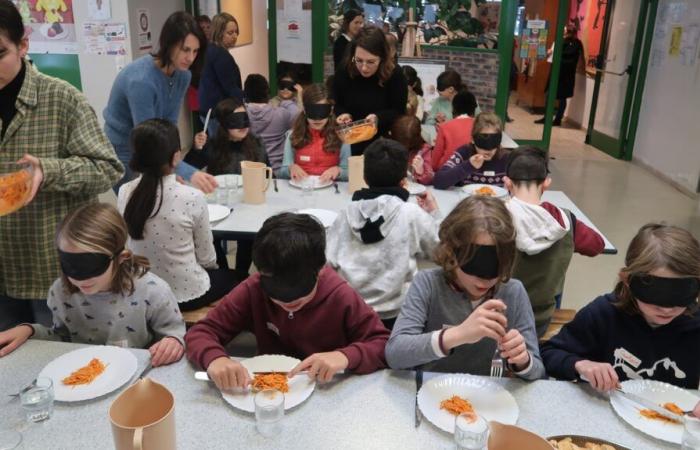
[683,416,700,449]
[300,177,315,207]
[454,413,489,450]
[227,175,239,204]
[0,430,23,450]
[19,377,54,423]
[254,389,284,438]
[216,177,229,205]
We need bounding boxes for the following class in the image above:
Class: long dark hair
[0,0,25,46]
[208,97,263,175]
[154,11,207,75]
[347,27,395,86]
[290,84,341,153]
[402,65,424,96]
[341,9,363,33]
[123,119,181,240]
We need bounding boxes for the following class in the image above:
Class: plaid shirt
[0,62,124,299]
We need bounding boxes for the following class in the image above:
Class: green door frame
[496,0,569,151]
[585,0,657,160]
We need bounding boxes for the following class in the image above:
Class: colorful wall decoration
[569,0,607,69]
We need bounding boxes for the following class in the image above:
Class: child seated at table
[204,97,268,175]
[503,146,604,337]
[118,119,241,311]
[326,138,440,329]
[425,69,480,126]
[431,90,477,171]
[244,74,300,174]
[0,203,185,366]
[541,224,700,391]
[269,73,300,107]
[277,83,350,183]
[390,116,434,185]
[385,196,545,379]
[433,112,509,190]
[185,213,390,389]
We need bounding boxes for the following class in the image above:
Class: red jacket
[541,202,605,256]
[431,116,475,171]
[185,266,390,373]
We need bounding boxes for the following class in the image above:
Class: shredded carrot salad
[639,402,683,425]
[62,358,107,386]
[251,373,289,393]
[475,186,495,196]
[440,395,476,417]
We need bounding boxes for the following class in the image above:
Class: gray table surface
[0,341,665,449]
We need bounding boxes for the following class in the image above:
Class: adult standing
[0,0,123,330]
[104,11,215,193]
[333,9,364,70]
[333,27,408,156]
[198,12,244,136]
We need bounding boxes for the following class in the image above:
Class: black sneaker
[534,117,545,124]
[552,119,562,126]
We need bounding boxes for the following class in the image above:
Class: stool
[539,308,577,343]
[181,300,221,328]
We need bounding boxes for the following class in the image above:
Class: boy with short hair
[185,213,389,389]
[326,138,440,329]
[503,146,604,337]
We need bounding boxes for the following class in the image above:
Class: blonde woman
[199,12,243,134]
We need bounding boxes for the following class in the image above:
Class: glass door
[586,0,651,159]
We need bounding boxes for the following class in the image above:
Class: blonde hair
[615,223,700,315]
[434,196,516,285]
[473,112,503,134]
[57,203,150,296]
[210,12,238,47]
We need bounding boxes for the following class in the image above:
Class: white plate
[417,374,519,433]
[221,355,316,413]
[208,204,231,222]
[461,184,508,199]
[297,208,338,228]
[610,379,698,444]
[288,176,333,190]
[38,346,138,402]
[406,181,427,196]
[214,174,243,188]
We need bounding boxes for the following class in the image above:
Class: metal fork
[489,347,504,378]
[333,182,340,194]
[8,378,37,397]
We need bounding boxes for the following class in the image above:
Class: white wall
[633,0,700,193]
[227,0,269,81]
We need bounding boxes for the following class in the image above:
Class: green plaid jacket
[0,62,124,299]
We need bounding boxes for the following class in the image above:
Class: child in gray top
[0,204,185,367]
[385,196,545,380]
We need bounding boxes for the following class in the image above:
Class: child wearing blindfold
[0,204,186,366]
[270,74,301,108]
[278,84,350,183]
[542,224,700,391]
[385,196,545,380]
[185,213,390,390]
[433,112,509,190]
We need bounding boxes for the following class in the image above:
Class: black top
[557,38,584,98]
[333,34,351,70]
[0,61,26,139]
[333,65,408,155]
[198,44,244,112]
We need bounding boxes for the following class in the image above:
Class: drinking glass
[19,377,54,423]
[454,413,489,450]
[300,177,315,207]
[254,389,284,438]
[227,175,239,204]
[216,177,229,205]
[683,415,700,449]
[0,430,23,450]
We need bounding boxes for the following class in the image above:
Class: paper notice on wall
[136,8,152,54]
[276,8,311,64]
[669,2,687,24]
[82,22,127,55]
[651,48,665,68]
[669,26,683,56]
[88,0,111,20]
[680,23,700,66]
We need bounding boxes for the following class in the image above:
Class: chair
[539,308,576,343]
[181,300,221,328]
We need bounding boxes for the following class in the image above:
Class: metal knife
[614,389,686,421]
[415,369,423,428]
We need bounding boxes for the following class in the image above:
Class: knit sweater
[541,294,700,389]
[247,100,299,172]
[433,144,508,189]
[198,44,244,113]
[385,269,545,380]
[30,272,185,348]
[185,267,389,373]
[103,54,195,180]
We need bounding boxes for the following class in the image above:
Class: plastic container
[337,118,377,145]
[0,162,33,217]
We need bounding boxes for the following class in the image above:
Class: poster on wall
[82,22,126,55]
[15,0,79,54]
[88,0,111,21]
[669,26,682,56]
[276,0,312,64]
[136,8,152,54]
[568,0,607,71]
[520,20,548,60]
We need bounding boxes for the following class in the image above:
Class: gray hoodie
[246,100,299,172]
[326,195,439,319]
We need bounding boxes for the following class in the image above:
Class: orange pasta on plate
[251,373,289,393]
[440,395,476,419]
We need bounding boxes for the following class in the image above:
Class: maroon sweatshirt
[541,202,605,256]
[185,266,390,373]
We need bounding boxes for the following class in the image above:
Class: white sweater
[326,195,439,319]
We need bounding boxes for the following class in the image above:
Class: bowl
[337,118,377,145]
[547,434,631,450]
[0,162,34,217]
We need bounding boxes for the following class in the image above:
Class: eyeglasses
[353,57,379,68]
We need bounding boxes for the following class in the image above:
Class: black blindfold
[260,273,317,303]
[460,245,500,280]
[629,274,700,308]
[221,111,250,130]
[304,103,333,120]
[58,250,115,281]
[278,80,297,92]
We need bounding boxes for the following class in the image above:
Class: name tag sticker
[299,155,311,162]
[616,347,642,369]
[484,171,496,177]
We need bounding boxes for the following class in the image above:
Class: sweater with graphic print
[432,144,508,189]
[541,294,700,389]
[30,272,185,348]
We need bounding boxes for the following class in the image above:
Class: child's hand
[149,337,184,367]
[435,112,447,123]
[469,153,485,169]
[207,356,251,390]
[191,171,218,194]
[416,191,438,214]
[288,351,349,383]
[365,114,378,124]
[289,164,308,181]
[336,113,353,125]
[444,299,507,349]
[412,154,425,175]
[574,360,619,392]
[499,329,529,370]
[0,325,33,357]
[693,401,700,418]
[319,166,340,183]
[194,131,207,150]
